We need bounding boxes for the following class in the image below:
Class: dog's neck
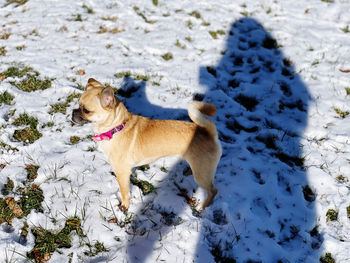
[94,102,131,134]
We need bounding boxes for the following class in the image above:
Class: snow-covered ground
[0,0,350,262]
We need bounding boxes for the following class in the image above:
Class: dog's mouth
[72,108,91,126]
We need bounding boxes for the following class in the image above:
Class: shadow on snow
[124,18,321,263]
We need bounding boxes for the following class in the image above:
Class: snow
[1,0,350,262]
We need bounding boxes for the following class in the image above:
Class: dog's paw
[118,204,129,214]
[191,204,204,217]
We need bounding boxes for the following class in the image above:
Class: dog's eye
[82,107,91,114]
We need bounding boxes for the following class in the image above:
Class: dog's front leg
[113,166,131,211]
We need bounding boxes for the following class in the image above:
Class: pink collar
[92,122,126,142]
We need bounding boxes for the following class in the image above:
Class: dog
[72,78,222,211]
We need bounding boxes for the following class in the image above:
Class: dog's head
[72,78,119,125]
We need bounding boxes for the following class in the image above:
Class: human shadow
[119,76,188,121]
[195,18,322,262]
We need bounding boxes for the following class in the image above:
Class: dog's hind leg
[185,156,219,210]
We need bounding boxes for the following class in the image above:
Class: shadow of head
[117,76,188,120]
[200,17,311,146]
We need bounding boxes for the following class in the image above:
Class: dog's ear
[101,86,117,108]
[87,78,103,90]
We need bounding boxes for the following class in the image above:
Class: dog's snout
[72,108,90,125]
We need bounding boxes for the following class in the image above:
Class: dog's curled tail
[188,101,218,137]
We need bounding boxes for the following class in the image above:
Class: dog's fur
[72,78,222,211]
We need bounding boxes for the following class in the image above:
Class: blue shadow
[125,17,322,263]
[195,18,321,262]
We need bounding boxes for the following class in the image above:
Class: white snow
[0,0,350,262]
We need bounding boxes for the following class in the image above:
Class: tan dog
[72,78,222,211]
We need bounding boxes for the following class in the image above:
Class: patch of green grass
[20,222,29,243]
[345,87,350,96]
[87,146,96,152]
[162,52,173,61]
[28,217,84,262]
[116,213,134,228]
[320,253,336,263]
[0,65,36,79]
[189,11,201,19]
[326,209,338,222]
[209,30,226,39]
[115,71,132,79]
[130,175,155,195]
[333,107,349,118]
[0,46,6,56]
[160,166,168,173]
[26,164,39,181]
[101,16,118,22]
[152,0,158,6]
[133,6,156,24]
[50,92,80,115]
[1,177,14,195]
[186,20,194,30]
[5,0,28,7]
[0,91,14,105]
[136,164,150,171]
[321,0,334,3]
[82,4,94,14]
[0,183,44,225]
[201,21,210,26]
[16,45,26,50]
[240,11,249,17]
[49,102,67,115]
[114,71,150,81]
[0,30,11,40]
[98,26,124,34]
[13,112,38,129]
[17,185,44,216]
[0,141,18,152]
[67,92,80,102]
[311,60,320,67]
[341,25,349,33]
[84,241,109,257]
[185,36,193,42]
[11,74,53,92]
[174,39,186,49]
[70,136,81,144]
[0,198,15,225]
[75,14,83,22]
[13,113,42,145]
[42,121,54,128]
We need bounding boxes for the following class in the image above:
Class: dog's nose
[72,108,89,125]
[72,108,80,119]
